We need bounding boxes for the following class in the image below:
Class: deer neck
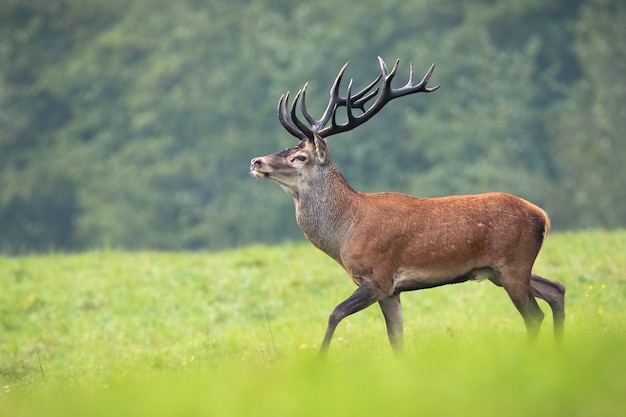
[294,165,359,261]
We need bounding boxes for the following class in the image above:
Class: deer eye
[295,155,307,162]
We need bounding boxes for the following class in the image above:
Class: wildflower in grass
[589,285,593,290]
[601,284,606,289]
[597,308,603,315]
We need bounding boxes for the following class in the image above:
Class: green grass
[1,230,625,416]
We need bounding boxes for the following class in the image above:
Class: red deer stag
[250,57,566,357]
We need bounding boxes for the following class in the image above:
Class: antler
[277,57,439,141]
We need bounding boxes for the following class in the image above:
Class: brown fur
[251,138,565,357]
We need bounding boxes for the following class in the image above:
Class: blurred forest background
[0,0,624,254]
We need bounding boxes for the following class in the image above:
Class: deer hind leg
[531,273,566,342]
[494,267,545,342]
[318,282,383,358]
[378,293,403,356]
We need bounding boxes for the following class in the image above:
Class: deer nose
[251,158,263,169]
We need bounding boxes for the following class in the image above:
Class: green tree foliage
[551,0,626,228]
[0,0,123,252]
[0,0,624,253]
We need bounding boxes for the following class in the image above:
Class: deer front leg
[319,282,382,358]
[379,293,403,356]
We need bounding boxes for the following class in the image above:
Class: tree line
[0,0,624,254]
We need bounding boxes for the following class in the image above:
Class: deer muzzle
[250,157,270,178]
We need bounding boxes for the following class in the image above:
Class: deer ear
[312,134,330,164]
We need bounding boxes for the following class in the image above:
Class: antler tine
[345,78,357,124]
[352,74,382,111]
[407,61,415,86]
[417,63,440,93]
[277,92,307,140]
[311,62,350,132]
[383,58,400,79]
[300,83,316,126]
[289,89,315,140]
[380,58,401,97]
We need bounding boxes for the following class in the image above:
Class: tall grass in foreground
[1,230,625,416]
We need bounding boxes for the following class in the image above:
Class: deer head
[251,57,438,198]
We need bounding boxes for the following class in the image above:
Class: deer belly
[392,266,494,292]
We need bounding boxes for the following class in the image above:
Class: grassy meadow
[1,230,625,416]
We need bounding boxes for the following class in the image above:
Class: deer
[250,57,566,357]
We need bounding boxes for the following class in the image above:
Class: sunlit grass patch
[3,335,626,417]
[1,230,625,416]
